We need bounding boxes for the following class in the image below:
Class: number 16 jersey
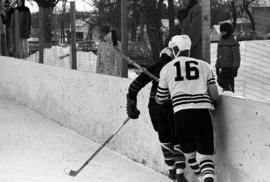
[156,56,216,113]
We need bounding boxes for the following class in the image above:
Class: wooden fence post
[201,0,211,63]
[0,17,2,56]
[39,6,44,63]
[0,0,2,56]
[14,9,22,58]
[121,0,128,77]
[70,1,77,70]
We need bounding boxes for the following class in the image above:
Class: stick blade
[69,170,78,177]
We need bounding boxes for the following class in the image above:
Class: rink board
[0,56,270,182]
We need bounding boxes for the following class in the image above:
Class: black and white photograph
[0,0,270,182]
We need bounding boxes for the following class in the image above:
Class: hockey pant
[174,109,216,178]
[148,103,186,172]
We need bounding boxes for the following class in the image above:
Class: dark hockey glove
[232,67,238,77]
[126,94,140,119]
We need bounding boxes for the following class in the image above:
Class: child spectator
[215,22,241,92]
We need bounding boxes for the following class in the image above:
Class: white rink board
[0,56,270,181]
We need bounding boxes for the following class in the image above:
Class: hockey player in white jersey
[156,35,219,182]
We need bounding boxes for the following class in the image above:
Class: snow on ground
[0,96,168,182]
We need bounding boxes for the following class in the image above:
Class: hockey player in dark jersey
[126,47,189,182]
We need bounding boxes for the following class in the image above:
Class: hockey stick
[111,30,159,82]
[114,47,159,82]
[66,117,130,177]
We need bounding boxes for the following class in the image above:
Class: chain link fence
[22,1,152,78]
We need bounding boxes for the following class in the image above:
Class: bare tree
[211,0,230,26]
[224,0,238,31]
[243,0,258,31]
[59,0,67,43]
[82,0,168,63]
[167,0,174,41]
[130,0,140,42]
[214,0,258,33]
[32,0,61,46]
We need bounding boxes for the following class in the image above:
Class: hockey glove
[232,67,238,77]
[126,94,140,119]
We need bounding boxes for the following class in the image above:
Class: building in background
[74,19,89,41]
[252,6,270,35]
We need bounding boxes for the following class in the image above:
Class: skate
[168,169,177,181]
[176,173,188,182]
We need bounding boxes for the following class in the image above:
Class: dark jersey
[128,56,172,105]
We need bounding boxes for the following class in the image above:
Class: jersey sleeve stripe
[207,78,216,85]
[129,80,145,92]
[207,80,216,85]
[157,86,169,91]
[157,94,169,98]
[157,89,169,94]
[156,86,170,104]
[207,78,215,82]
[132,80,144,88]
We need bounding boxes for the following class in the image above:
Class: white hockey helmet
[168,35,191,57]
[159,47,173,58]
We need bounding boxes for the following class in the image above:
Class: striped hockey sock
[188,157,201,175]
[200,158,215,181]
[161,142,175,168]
[161,142,177,180]
[173,144,186,174]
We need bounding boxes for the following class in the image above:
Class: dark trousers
[148,103,175,143]
[148,103,186,171]
[217,68,235,92]
[174,109,214,155]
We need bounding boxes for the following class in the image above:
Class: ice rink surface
[0,96,168,182]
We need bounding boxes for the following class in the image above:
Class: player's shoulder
[190,57,211,69]
[184,56,208,64]
[165,56,206,65]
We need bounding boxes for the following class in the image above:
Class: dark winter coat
[14,6,31,39]
[1,8,15,55]
[216,36,241,69]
